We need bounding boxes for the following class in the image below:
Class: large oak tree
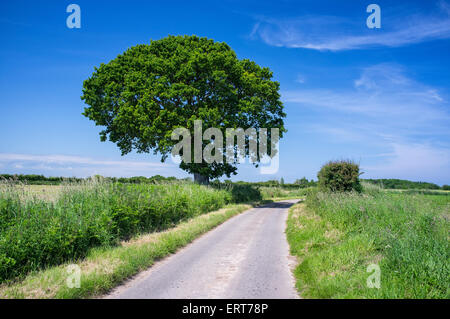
[81,35,286,183]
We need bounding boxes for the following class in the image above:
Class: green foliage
[441,184,450,190]
[0,180,261,282]
[363,178,441,190]
[209,181,262,203]
[0,174,187,185]
[361,181,383,195]
[293,177,317,188]
[258,186,310,200]
[291,191,450,298]
[0,174,82,185]
[81,35,286,180]
[317,160,362,192]
[234,179,317,189]
[210,180,311,200]
[400,189,450,196]
[0,204,251,299]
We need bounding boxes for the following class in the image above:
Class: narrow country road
[106,199,300,299]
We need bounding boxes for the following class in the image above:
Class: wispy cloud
[363,143,450,182]
[295,74,306,84]
[284,63,450,183]
[305,124,365,143]
[251,2,450,51]
[0,153,175,177]
[284,63,449,124]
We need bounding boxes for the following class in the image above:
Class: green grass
[0,203,253,298]
[0,180,262,283]
[286,187,449,298]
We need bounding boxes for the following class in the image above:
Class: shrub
[317,160,362,192]
[227,184,262,202]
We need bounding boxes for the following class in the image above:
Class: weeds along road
[106,200,300,299]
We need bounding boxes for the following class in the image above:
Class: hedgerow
[0,180,259,282]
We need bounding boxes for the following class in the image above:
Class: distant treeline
[362,178,449,190]
[0,174,83,185]
[0,174,190,185]
[1,174,448,190]
[230,177,318,189]
[0,174,318,188]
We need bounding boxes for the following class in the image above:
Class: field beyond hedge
[0,181,261,283]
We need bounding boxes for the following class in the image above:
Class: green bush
[317,160,362,192]
[227,184,262,202]
[209,182,262,203]
[0,180,259,282]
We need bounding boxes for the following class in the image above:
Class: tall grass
[0,179,255,283]
[287,186,449,298]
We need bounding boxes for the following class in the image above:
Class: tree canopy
[81,35,286,182]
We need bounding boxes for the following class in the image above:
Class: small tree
[317,160,362,192]
[294,177,309,188]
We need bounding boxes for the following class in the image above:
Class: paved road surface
[107,199,300,299]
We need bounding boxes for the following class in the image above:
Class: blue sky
[0,0,449,184]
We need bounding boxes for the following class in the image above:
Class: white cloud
[363,143,450,182]
[354,64,412,90]
[440,0,450,15]
[283,64,449,124]
[305,124,364,142]
[0,153,176,177]
[295,74,306,84]
[284,64,450,183]
[251,2,450,51]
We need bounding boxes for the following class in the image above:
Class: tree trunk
[194,173,209,185]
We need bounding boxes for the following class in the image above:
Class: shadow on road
[260,199,301,209]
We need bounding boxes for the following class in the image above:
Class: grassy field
[286,186,449,298]
[387,189,450,195]
[0,180,262,284]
